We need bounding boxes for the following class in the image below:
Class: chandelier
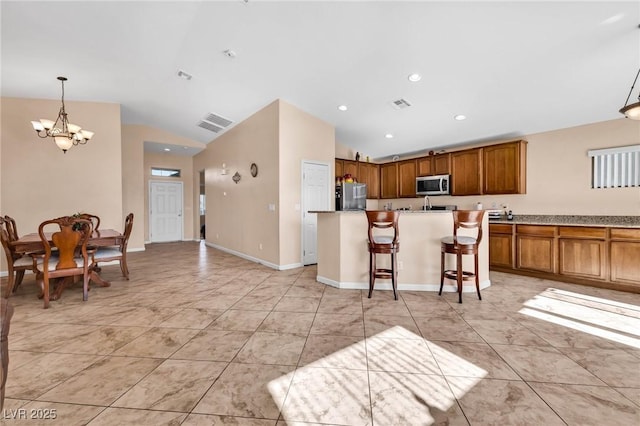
[619,68,640,120]
[30,76,94,153]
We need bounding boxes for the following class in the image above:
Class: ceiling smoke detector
[224,49,237,58]
[177,70,192,80]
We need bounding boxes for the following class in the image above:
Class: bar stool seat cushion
[440,236,477,245]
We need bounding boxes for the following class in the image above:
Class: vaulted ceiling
[2,1,638,160]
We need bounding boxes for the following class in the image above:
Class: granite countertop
[488,214,640,228]
[311,210,452,214]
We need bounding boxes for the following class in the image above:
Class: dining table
[10,229,123,299]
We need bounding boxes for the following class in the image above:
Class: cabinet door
[359,163,380,199]
[490,234,514,268]
[417,157,432,176]
[343,160,359,179]
[380,163,398,199]
[398,160,417,198]
[610,241,640,286]
[433,153,451,175]
[451,148,482,195]
[335,159,344,178]
[559,238,606,280]
[489,224,514,268]
[483,141,526,194]
[517,235,555,273]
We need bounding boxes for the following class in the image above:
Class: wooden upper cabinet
[483,141,527,194]
[433,153,451,175]
[417,157,433,176]
[343,160,359,180]
[335,159,344,178]
[380,163,398,199]
[358,162,380,199]
[451,148,482,195]
[417,153,451,176]
[398,160,417,198]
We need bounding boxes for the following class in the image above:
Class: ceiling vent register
[391,98,412,110]
[197,113,233,133]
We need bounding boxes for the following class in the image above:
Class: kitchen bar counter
[314,210,490,294]
[489,214,640,228]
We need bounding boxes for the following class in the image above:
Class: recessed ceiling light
[385,133,394,139]
[337,105,348,111]
[408,73,422,82]
[454,114,467,121]
[164,148,171,152]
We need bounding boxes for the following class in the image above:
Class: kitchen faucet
[423,195,432,210]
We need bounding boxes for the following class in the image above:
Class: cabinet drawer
[490,224,514,234]
[558,226,606,239]
[517,225,556,237]
[610,228,640,240]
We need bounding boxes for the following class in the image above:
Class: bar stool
[440,210,485,303]
[366,210,400,300]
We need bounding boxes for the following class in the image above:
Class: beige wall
[193,99,336,269]
[1,97,123,271]
[278,101,335,266]
[121,124,205,248]
[194,101,281,266]
[144,152,195,241]
[369,119,640,216]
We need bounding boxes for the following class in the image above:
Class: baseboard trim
[316,275,491,292]
[205,242,302,271]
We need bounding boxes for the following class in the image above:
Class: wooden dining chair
[91,213,134,280]
[0,218,35,295]
[78,213,100,232]
[0,297,13,412]
[31,216,93,309]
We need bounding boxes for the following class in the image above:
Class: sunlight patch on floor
[268,326,486,425]
[519,288,640,349]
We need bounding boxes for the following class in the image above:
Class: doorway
[199,170,205,240]
[302,161,331,265]
[149,181,183,242]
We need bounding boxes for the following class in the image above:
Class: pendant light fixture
[619,68,640,120]
[30,76,94,153]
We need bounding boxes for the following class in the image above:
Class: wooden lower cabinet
[559,238,606,280]
[610,228,640,287]
[516,225,555,273]
[558,226,607,280]
[489,224,513,268]
[490,224,640,293]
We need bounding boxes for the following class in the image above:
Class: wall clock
[250,163,258,177]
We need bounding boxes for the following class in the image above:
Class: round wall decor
[250,163,258,177]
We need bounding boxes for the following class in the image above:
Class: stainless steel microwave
[416,174,450,195]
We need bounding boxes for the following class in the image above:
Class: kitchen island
[314,210,490,294]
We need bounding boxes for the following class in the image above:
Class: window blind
[588,145,640,189]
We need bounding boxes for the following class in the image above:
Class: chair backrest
[78,213,100,232]
[2,216,18,242]
[38,216,92,270]
[0,225,15,273]
[120,213,134,252]
[366,210,400,246]
[452,210,485,243]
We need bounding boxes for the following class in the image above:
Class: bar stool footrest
[443,270,476,281]
[373,268,393,279]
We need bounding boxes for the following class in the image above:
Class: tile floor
[1,241,639,425]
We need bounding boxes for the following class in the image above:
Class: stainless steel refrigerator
[336,183,367,211]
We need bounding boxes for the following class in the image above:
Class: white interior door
[150,181,183,242]
[302,161,330,265]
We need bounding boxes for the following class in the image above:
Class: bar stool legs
[368,250,398,300]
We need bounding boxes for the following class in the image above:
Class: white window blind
[588,145,640,189]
